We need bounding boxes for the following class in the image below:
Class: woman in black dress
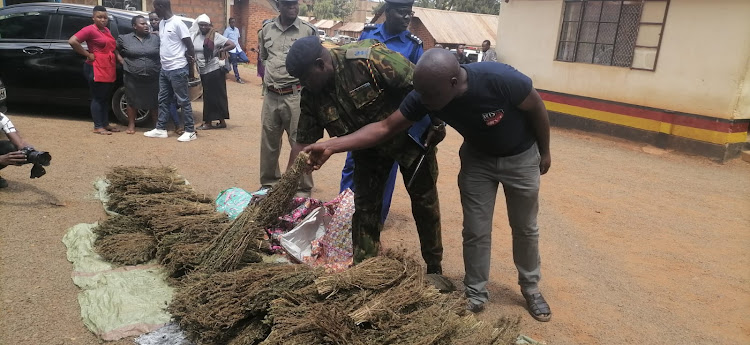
[115,15,160,134]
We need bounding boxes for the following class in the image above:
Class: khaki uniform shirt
[294,40,415,145]
[258,16,317,89]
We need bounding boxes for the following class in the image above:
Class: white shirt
[0,112,16,134]
[223,26,242,54]
[159,16,191,71]
[192,32,229,75]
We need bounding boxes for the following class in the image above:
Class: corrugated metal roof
[315,19,342,29]
[298,16,316,23]
[412,7,498,47]
[339,22,365,32]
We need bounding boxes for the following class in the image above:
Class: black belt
[267,84,301,95]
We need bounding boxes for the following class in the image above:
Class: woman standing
[68,5,120,135]
[192,14,235,130]
[115,15,160,134]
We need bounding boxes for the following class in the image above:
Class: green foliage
[308,0,357,20]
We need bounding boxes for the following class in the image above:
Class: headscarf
[195,14,216,63]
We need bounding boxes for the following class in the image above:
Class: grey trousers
[458,142,541,304]
[259,90,313,195]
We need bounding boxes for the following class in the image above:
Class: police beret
[385,0,415,6]
[286,36,323,78]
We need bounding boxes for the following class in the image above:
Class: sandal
[215,122,227,129]
[93,129,112,135]
[197,123,215,130]
[522,292,551,322]
[104,126,121,132]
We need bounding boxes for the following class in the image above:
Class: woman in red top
[68,6,120,135]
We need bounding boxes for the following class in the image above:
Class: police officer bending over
[285,36,445,275]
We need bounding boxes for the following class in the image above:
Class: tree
[307,0,356,20]
[413,0,500,15]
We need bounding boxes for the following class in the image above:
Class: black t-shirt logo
[482,109,504,126]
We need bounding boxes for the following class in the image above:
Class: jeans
[83,63,113,129]
[229,52,241,80]
[459,142,542,304]
[157,66,194,132]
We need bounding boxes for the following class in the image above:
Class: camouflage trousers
[351,135,442,267]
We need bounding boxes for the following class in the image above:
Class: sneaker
[236,78,245,84]
[0,177,8,189]
[144,128,168,138]
[466,300,485,313]
[177,131,197,142]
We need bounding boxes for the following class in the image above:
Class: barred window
[556,0,669,71]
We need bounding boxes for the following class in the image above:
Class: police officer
[257,0,317,197]
[340,0,442,233]
[285,36,444,275]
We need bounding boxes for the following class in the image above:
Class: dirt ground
[1,64,748,345]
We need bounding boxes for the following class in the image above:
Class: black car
[0,3,201,124]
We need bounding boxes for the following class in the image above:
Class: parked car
[331,34,353,46]
[0,3,202,125]
[317,29,326,42]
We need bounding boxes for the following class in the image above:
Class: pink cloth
[303,189,354,273]
[74,25,116,66]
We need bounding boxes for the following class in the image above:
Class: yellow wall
[497,0,750,120]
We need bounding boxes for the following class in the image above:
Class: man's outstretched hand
[0,151,27,166]
[303,143,335,170]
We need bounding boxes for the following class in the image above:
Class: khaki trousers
[259,90,313,194]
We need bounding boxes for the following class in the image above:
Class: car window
[0,12,51,39]
[60,14,93,40]
[117,17,134,36]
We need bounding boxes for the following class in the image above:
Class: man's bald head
[413,49,464,111]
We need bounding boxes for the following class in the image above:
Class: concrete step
[742,150,750,163]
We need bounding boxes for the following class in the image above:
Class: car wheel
[111,86,151,126]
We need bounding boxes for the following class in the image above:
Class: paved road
[1,66,748,344]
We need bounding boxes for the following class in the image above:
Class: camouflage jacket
[294,39,415,145]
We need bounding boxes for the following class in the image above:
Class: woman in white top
[193,14,235,130]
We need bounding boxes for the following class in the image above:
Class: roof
[298,16,316,23]
[315,19,342,29]
[373,7,498,47]
[338,22,365,32]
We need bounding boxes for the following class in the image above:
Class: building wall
[497,0,750,121]
[172,0,228,33]
[61,0,98,5]
[244,0,278,65]
[408,18,435,50]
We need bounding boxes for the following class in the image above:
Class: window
[0,12,51,39]
[103,0,142,11]
[60,14,94,40]
[556,0,669,71]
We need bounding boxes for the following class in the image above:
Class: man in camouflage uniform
[285,36,443,273]
[257,0,317,196]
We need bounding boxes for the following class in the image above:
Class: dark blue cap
[385,0,414,6]
[286,36,323,78]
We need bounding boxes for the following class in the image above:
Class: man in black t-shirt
[303,49,552,322]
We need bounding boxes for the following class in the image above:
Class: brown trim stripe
[538,91,749,133]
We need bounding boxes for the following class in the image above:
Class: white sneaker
[177,131,197,142]
[144,128,168,138]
